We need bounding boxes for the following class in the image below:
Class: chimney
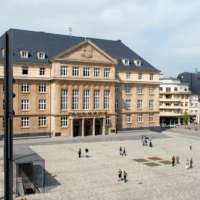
[117,39,121,42]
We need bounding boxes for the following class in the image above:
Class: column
[102,117,106,135]
[178,117,180,125]
[93,118,95,136]
[68,84,72,111]
[71,119,74,137]
[82,118,85,137]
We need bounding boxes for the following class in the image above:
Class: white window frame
[149,100,154,108]
[38,52,45,59]
[137,100,142,109]
[138,86,143,94]
[22,66,28,75]
[21,117,29,127]
[84,90,90,110]
[126,114,131,123]
[39,83,46,93]
[39,117,46,127]
[94,90,100,110]
[73,90,79,110]
[21,99,29,110]
[149,87,154,94]
[115,100,119,109]
[138,73,142,80]
[104,90,110,109]
[40,67,45,75]
[126,86,131,94]
[126,72,130,80]
[149,114,154,122]
[115,115,119,123]
[39,100,46,110]
[106,116,110,125]
[138,114,143,122]
[94,68,100,77]
[126,100,131,109]
[150,74,153,80]
[21,51,28,58]
[61,89,68,110]
[84,68,90,77]
[21,82,29,92]
[61,117,68,127]
[61,66,68,75]
[115,85,119,94]
[73,67,79,76]
[104,69,110,78]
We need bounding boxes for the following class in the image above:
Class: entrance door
[95,120,101,135]
[73,121,79,137]
[84,120,91,136]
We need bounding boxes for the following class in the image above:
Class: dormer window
[134,59,141,66]
[1,49,4,57]
[122,59,129,65]
[20,50,28,58]
[37,52,45,59]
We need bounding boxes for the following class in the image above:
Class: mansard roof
[0,29,160,72]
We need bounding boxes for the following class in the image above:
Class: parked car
[165,124,176,128]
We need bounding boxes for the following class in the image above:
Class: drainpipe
[50,64,51,137]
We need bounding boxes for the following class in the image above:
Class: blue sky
[0,0,199,77]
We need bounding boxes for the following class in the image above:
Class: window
[61,89,68,110]
[137,100,142,109]
[138,114,143,122]
[174,95,178,99]
[21,100,29,110]
[39,117,46,127]
[185,103,188,106]
[126,72,130,80]
[104,90,110,109]
[166,102,171,106]
[138,73,142,80]
[38,52,45,59]
[22,66,28,75]
[40,68,45,75]
[106,116,110,125]
[149,100,154,108]
[149,87,154,94]
[149,114,154,122]
[191,103,194,107]
[21,82,29,92]
[137,60,140,66]
[115,100,119,109]
[73,90,79,109]
[84,90,90,110]
[166,87,171,92]
[104,69,110,77]
[126,114,131,123]
[191,110,193,113]
[21,51,28,58]
[138,86,143,94]
[159,95,163,98]
[3,118,4,128]
[3,82,4,92]
[115,85,119,94]
[115,72,119,79]
[185,95,188,99]
[190,97,193,100]
[84,68,90,77]
[124,59,129,65]
[94,90,100,109]
[195,103,198,107]
[181,103,183,106]
[3,99,5,111]
[126,100,131,109]
[73,67,79,76]
[61,66,68,75]
[126,86,131,94]
[21,117,29,127]
[159,87,163,91]
[1,49,4,57]
[115,115,119,123]
[174,87,178,91]
[134,60,141,66]
[195,110,198,113]
[39,83,46,92]
[180,87,183,91]
[160,110,163,113]
[159,102,163,106]
[174,103,179,106]
[94,68,100,77]
[181,95,184,99]
[39,100,46,110]
[184,87,188,91]
[150,74,153,80]
[174,110,178,113]
[61,117,68,127]
[166,110,171,114]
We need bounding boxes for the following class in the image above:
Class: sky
[0,0,200,78]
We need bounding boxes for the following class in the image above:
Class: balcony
[160,106,181,109]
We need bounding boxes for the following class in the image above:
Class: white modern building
[189,93,199,123]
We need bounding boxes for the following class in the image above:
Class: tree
[182,111,189,128]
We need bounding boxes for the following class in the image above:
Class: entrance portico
[70,114,106,137]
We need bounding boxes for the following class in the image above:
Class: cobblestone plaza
[1,130,200,199]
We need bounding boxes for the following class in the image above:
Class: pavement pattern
[0,130,200,200]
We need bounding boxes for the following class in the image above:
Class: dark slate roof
[0,29,160,72]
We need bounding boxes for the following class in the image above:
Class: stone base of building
[117,126,161,133]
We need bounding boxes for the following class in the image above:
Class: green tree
[182,111,189,128]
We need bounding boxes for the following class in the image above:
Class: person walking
[78,148,81,158]
[122,147,126,156]
[189,143,192,150]
[186,159,189,170]
[150,140,152,147]
[85,148,89,158]
[176,155,180,164]
[142,137,145,146]
[190,158,193,168]
[118,169,122,181]
[123,171,127,183]
[119,146,122,155]
[172,155,175,167]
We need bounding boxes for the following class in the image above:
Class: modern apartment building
[0,29,160,138]
[159,77,191,125]
[189,93,199,123]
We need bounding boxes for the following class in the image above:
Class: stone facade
[0,40,160,138]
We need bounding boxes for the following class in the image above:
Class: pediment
[50,40,117,64]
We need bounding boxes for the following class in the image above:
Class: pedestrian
[186,159,189,170]
[85,148,89,158]
[176,155,180,164]
[119,146,122,155]
[118,169,122,181]
[142,137,145,146]
[150,140,152,147]
[190,158,193,168]
[122,147,126,156]
[123,171,127,183]
[189,143,192,150]
[78,148,81,158]
[141,135,143,141]
[172,155,175,167]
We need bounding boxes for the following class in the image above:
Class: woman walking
[119,146,122,155]
[176,155,180,164]
[118,169,122,182]
[123,171,127,183]
[186,159,189,170]
[85,148,89,158]
[78,148,81,158]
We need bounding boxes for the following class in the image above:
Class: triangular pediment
[50,40,117,64]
